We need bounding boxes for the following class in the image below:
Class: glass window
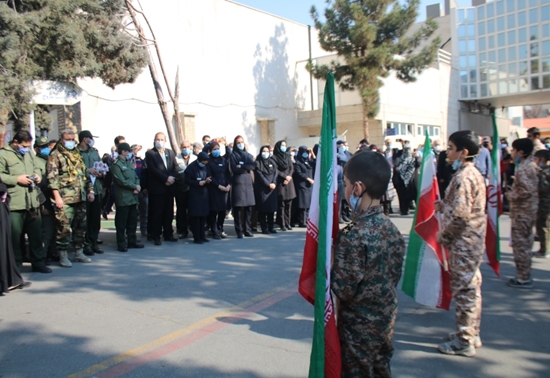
[531,42,539,56]
[530,26,539,40]
[542,40,550,55]
[532,76,540,89]
[498,32,506,46]
[532,59,540,73]
[519,28,528,43]
[499,64,507,78]
[490,65,498,80]
[468,40,476,52]
[499,81,508,94]
[498,16,506,31]
[542,5,550,21]
[520,60,529,74]
[489,50,497,63]
[470,69,477,82]
[530,9,538,24]
[520,77,529,92]
[508,30,517,44]
[467,8,475,21]
[481,83,488,97]
[480,52,488,65]
[417,126,423,136]
[509,79,518,92]
[518,11,527,26]
[469,55,477,66]
[489,35,496,48]
[507,0,516,12]
[460,70,468,83]
[487,3,495,17]
[543,74,550,88]
[479,21,486,35]
[470,84,478,97]
[458,9,465,22]
[479,37,487,51]
[509,46,517,60]
[460,55,468,67]
[468,24,476,37]
[544,24,550,38]
[499,48,507,62]
[480,68,488,81]
[497,1,505,14]
[461,85,468,98]
[478,6,485,20]
[460,40,467,53]
[518,0,527,9]
[530,0,539,6]
[488,19,495,33]
[520,44,529,58]
[458,25,466,38]
[489,82,498,95]
[509,62,518,75]
[508,14,516,28]
[434,127,440,137]
[543,57,550,71]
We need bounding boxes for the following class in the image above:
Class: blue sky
[233,0,471,25]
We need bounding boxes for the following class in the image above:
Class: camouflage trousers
[55,201,87,251]
[511,211,535,280]
[449,246,483,346]
[340,339,393,378]
[535,208,550,254]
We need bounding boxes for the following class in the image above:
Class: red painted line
[97,287,297,378]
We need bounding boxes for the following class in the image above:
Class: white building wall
[79,0,325,155]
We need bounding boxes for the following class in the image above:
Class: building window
[386,122,413,136]
[421,126,441,137]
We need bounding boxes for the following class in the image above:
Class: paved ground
[0,213,549,378]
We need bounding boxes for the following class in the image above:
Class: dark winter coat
[254,157,278,213]
[208,155,230,212]
[229,149,255,207]
[184,161,211,217]
[293,152,314,209]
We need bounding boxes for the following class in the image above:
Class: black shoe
[201,238,210,243]
[237,234,243,239]
[251,228,258,232]
[147,235,154,241]
[83,248,95,256]
[165,236,178,242]
[297,224,307,228]
[154,238,162,246]
[261,230,270,234]
[269,229,277,234]
[96,239,104,245]
[280,227,287,231]
[92,246,104,254]
[287,227,293,231]
[118,246,128,252]
[193,240,204,244]
[401,212,409,216]
[244,232,254,237]
[128,243,145,249]
[32,265,53,274]
[213,234,221,240]
[10,281,32,290]
[102,211,108,220]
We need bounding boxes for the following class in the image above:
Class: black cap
[197,152,210,161]
[337,140,345,145]
[117,142,131,152]
[79,130,98,140]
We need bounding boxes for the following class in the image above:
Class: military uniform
[508,156,539,279]
[78,144,103,253]
[331,205,405,378]
[439,161,486,348]
[47,144,92,261]
[536,165,550,256]
[110,156,140,249]
[0,145,46,270]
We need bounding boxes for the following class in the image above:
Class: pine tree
[309,0,441,140]
[0,0,148,131]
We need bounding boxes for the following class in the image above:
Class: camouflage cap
[34,136,49,147]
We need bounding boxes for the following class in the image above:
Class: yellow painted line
[67,284,295,378]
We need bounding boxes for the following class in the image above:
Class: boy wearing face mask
[331,151,405,377]
[534,149,550,259]
[48,129,94,268]
[435,131,486,357]
[78,130,104,256]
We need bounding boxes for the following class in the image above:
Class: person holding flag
[435,130,487,357]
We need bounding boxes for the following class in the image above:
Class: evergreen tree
[309,0,441,140]
[0,0,148,130]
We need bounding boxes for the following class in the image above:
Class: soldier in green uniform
[78,130,104,256]
[110,143,144,252]
[48,129,94,268]
[33,136,58,263]
[0,131,51,273]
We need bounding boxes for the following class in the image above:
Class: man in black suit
[145,132,178,245]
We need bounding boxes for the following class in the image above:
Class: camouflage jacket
[331,205,405,346]
[538,165,550,213]
[47,145,92,204]
[440,161,486,249]
[509,155,539,216]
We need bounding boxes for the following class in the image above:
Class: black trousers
[258,212,275,232]
[209,211,226,235]
[85,196,102,249]
[175,190,190,235]
[233,206,251,236]
[278,200,292,229]
[148,193,174,239]
[297,208,308,226]
[190,216,206,241]
[395,182,412,215]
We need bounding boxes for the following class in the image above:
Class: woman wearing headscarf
[229,135,255,238]
[184,152,212,244]
[254,145,278,234]
[293,146,314,227]
[272,140,296,231]
[208,142,230,239]
[392,141,418,215]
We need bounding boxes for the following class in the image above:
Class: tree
[0,0,148,132]
[308,0,441,140]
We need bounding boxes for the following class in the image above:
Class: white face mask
[87,139,95,148]
[404,143,411,149]
[261,152,270,159]
[237,143,245,150]
[155,141,165,149]
[434,145,441,152]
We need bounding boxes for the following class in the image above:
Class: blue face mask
[237,143,245,150]
[349,187,365,213]
[515,156,521,164]
[182,148,191,156]
[198,162,205,168]
[302,152,309,159]
[40,147,51,156]
[280,146,287,153]
[546,143,550,149]
[452,160,462,170]
[64,141,76,150]
[18,147,29,156]
[128,152,134,159]
[212,150,220,158]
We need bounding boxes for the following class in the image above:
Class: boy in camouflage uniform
[48,129,94,268]
[331,151,405,378]
[506,138,539,288]
[534,149,550,259]
[436,131,486,358]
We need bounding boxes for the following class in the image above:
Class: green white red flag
[401,131,452,310]
[485,113,501,276]
[298,73,341,378]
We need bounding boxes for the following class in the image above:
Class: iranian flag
[298,73,341,378]
[401,131,452,310]
[485,113,501,276]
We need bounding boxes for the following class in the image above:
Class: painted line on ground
[67,284,297,378]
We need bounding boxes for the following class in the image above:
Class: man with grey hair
[192,142,202,156]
